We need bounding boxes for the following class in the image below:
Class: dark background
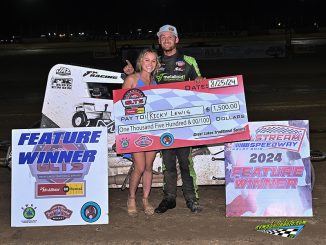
[1,2,326,243]
[1,0,324,38]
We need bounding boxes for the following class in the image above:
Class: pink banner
[113,75,250,154]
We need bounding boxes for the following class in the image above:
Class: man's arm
[184,55,205,82]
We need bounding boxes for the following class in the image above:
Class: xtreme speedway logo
[233,124,306,152]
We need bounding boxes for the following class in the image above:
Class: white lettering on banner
[208,77,238,88]
[193,127,245,138]
[212,101,240,113]
[118,116,211,134]
[147,106,204,121]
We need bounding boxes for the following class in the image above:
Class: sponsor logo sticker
[121,88,146,115]
[80,201,101,223]
[120,138,130,149]
[256,219,306,239]
[45,204,73,221]
[160,133,174,147]
[135,135,153,148]
[21,204,37,223]
[56,67,71,76]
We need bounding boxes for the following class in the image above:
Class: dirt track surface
[1,45,326,244]
[1,162,326,244]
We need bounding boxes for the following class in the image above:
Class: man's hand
[195,76,206,84]
[123,60,135,75]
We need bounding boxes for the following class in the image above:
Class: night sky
[1,0,324,37]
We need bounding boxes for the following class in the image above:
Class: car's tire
[72,112,88,127]
[311,162,315,192]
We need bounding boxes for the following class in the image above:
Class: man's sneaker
[154,199,176,214]
[186,199,202,213]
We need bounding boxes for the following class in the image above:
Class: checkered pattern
[258,228,299,238]
[115,88,247,140]
[256,125,302,135]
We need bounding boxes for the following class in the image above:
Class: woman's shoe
[127,197,138,217]
[142,198,154,215]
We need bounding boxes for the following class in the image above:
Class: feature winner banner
[113,75,249,153]
[225,120,313,217]
[11,127,108,227]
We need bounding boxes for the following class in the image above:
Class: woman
[122,48,160,216]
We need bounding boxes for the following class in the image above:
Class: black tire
[311,162,315,191]
[72,112,87,127]
[0,140,10,150]
[310,150,326,162]
[0,145,12,170]
[6,145,12,169]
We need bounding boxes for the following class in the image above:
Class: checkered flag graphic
[257,225,305,239]
[256,126,302,135]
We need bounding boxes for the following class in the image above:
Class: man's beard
[162,45,175,52]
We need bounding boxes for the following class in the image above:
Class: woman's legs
[142,151,156,198]
[129,152,146,198]
[142,151,156,215]
[127,152,145,216]
[127,151,156,215]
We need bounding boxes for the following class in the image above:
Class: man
[124,24,203,213]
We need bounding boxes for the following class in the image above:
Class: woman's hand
[123,60,135,75]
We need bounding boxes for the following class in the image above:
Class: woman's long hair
[135,48,160,78]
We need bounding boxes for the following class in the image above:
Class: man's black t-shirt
[155,51,201,84]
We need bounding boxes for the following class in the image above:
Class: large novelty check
[113,75,250,154]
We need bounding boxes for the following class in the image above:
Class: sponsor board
[11,127,108,227]
[225,120,313,217]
